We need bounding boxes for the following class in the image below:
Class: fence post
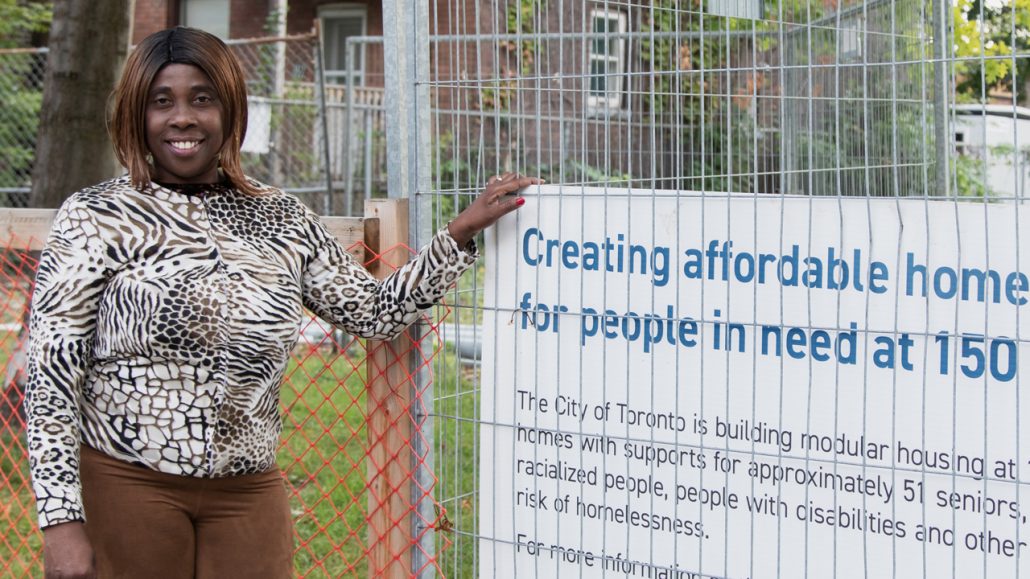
[932,0,951,197]
[344,39,356,216]
[382,0,436,575]
[313,21,335,215]
[364,198,413,578]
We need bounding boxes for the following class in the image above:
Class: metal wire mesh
[420,0,955,197]
[420,0,1030,577]
[0,49,46,208]
[328,37,388,216]
[228,34,333,210]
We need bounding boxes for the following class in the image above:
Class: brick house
[133,1,386,85]
[134,1,381,44]
[128,2,793,194]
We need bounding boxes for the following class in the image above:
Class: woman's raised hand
[446,173,543,247]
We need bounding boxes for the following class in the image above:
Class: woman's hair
[109,27,261,195]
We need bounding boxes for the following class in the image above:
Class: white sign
[242,96,272,154]
[481,186,1030,578]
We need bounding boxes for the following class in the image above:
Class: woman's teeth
[170,141,200,150]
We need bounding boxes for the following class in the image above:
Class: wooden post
[0,208,59,250]
[364,199,414,578]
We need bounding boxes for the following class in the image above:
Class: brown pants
[79,445,294,579]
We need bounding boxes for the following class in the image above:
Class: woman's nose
[168,103,197,128]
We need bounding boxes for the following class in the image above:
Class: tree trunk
[29,0,133,208]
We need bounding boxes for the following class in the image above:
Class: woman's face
[145,63,225,184]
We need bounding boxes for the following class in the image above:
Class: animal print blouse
[25,176,477,529]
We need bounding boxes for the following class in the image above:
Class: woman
[25,27,538,578]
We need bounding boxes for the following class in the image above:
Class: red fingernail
[516,197,526,207]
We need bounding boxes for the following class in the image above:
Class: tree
[953,0,1030,106]
[28,0,132,208]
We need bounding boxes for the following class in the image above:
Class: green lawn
[281,329,485,578]
[0,427,42,579]
[433,349,481,578]
[280,348,373,577]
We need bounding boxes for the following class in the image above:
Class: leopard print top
[24,176,477,529]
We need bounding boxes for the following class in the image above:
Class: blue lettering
[933,266,957,299]
[522,228,542,266]
[561,241,579,269]
[906,252,927,297]
[1006,271,1028,306]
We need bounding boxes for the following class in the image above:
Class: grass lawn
[280,347,373,577]
[280,336,484,577]
[433,351,480,578]
[0,427,42,579]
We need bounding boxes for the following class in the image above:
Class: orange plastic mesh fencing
[0,238,42,577]
[0,236,451,578]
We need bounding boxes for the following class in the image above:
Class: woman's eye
[153,96,171,106]
[195,95,213,104]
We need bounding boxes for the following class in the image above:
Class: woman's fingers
[487,172,515,185]
[447,174,543,245]
[487,174,543,200]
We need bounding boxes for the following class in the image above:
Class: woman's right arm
[24,194,111,577]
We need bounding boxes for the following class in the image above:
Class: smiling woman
[24,25,539,579]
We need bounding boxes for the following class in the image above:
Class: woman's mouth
[168,139,203,153]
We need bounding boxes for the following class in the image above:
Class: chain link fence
[0,48,46,208]
[418,0,1030,577]
[0,32,392,216]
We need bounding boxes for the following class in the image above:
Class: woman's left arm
[301,174,541,340]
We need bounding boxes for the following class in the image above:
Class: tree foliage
[953,0,1030,104]
[0,0,50,48]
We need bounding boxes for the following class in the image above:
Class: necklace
[153,180,229,198]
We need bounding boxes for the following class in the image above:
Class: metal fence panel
[229,34,334,210]
[421,0,1029,577]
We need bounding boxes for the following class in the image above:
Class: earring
[146,152,153,165]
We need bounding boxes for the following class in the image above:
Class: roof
[953,103,1030,122]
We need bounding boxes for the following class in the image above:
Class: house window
[839,16,864,61]
[180,0,230,39]
[587,8,628,110]
[320,4,368,86]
